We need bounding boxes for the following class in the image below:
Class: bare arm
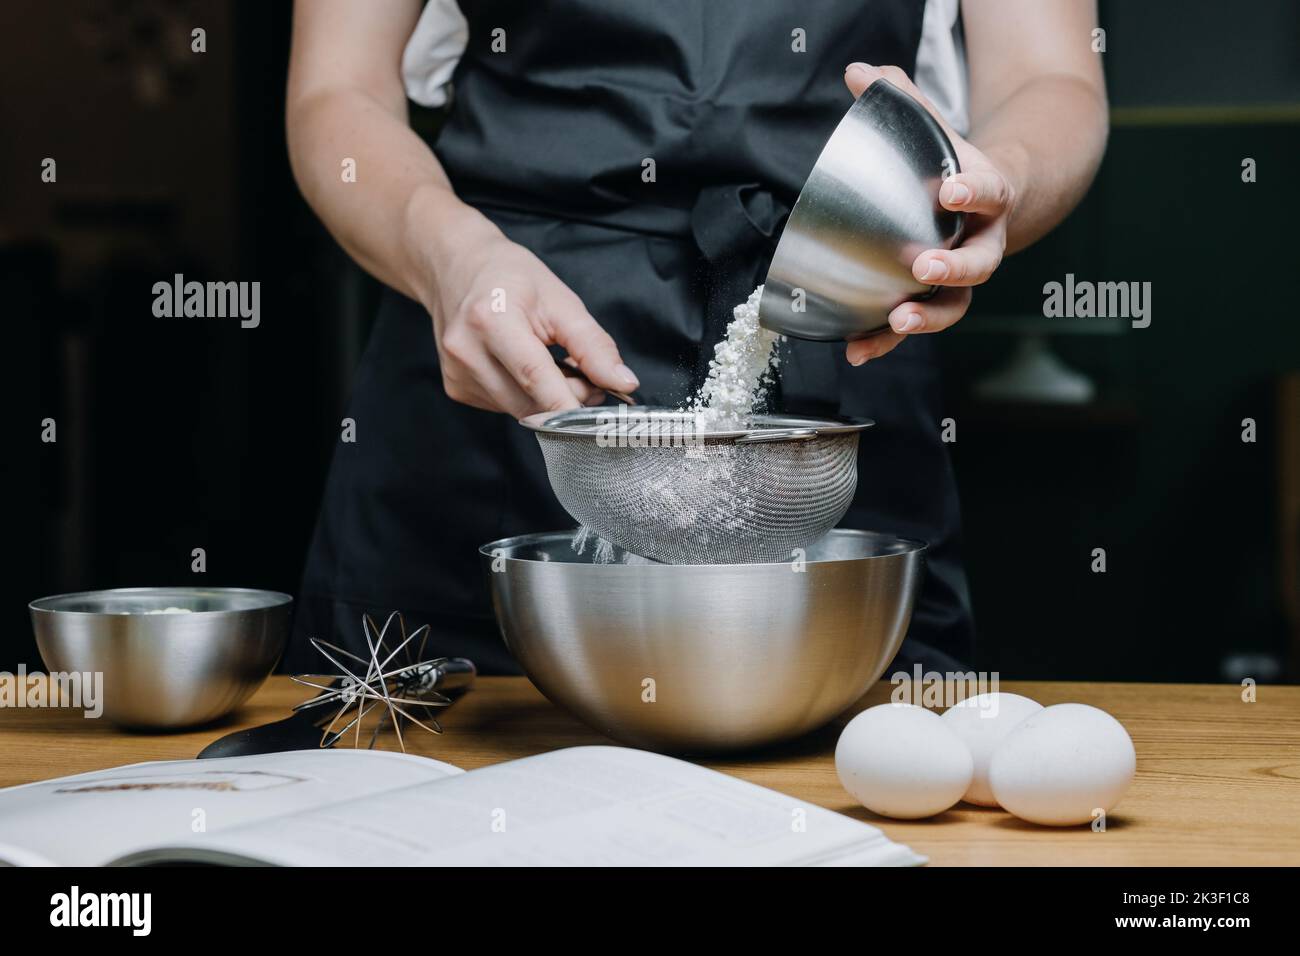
[286,0,467,300]
[844,0,1107,362]
[963,0,1108,253]
[286,0,636,416]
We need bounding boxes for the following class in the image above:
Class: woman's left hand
[842,63,1017,365]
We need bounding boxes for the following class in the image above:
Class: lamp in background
[966,315,1126,406]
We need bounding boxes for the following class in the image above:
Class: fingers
[843,61,884,98]
[842,63,1010,291]
[442,300,579,417]
[844,288,973,365]
[556,357,609,406]
[461,363,598,415]
[439,353,533,417]
[544,293,639,395]
[844,62,953,137]
[912,225,1005,288]
[940,169,1012,216]
[483,305,585,415]
[441,283,636,417]
[846,331,904,366]
[433,237,639,416]
[885,286,973,335]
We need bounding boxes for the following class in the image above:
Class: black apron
[288,0,974,675]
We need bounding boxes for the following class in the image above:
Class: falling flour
[570,524,657,565]
[690,285,783,430]
[571,524,617,564]
[566,287,783,563]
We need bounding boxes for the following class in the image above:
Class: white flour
[690,285,783,430]
[571,524,657,565]
[566,287,783,563]
[571,524,617,564]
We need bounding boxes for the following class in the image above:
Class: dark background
[7,1,1299,681]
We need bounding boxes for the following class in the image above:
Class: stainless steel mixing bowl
[29,587,291,729]
[481,529,926,752]
[759,79,964,341]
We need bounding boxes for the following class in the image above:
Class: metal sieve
[520,407,872,564]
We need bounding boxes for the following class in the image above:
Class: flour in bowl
[690,285,783,430]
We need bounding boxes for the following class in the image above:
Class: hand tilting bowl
[29,587,291,729]
[759,79,964,340]
[481,530,925,752]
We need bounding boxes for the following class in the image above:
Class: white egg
[988,703,1136,826]
[940,692,1043,807]
[835,703,973,820]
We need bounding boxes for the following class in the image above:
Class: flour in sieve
[565,287,782,563]
[690,285,783,430]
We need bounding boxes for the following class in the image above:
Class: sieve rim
[520,406,873,442]
[479,529,928,567]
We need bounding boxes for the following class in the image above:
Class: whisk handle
[434,657,477,694]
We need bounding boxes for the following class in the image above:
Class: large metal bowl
[29,587,291,729]
[481,530,925,752]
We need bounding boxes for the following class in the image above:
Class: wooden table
[2,676,1297,865]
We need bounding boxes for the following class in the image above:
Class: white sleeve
[401,0,470,108]
[914,0,970,135]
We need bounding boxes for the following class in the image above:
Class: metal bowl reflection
[481,530,925,752]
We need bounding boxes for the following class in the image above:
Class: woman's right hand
[287,2,636,419]
[412,203,639,419]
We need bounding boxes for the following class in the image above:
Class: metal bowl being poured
[759,80,964,341]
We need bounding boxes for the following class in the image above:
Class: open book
[0,746,922,866]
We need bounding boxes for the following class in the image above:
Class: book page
[0,749,461,866]
[158,746,922,866]
[0,843,58,867]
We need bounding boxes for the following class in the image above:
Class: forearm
[286,87,497,304]
[968,73,1108,254]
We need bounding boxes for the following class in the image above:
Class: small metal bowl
[481,529,926,753]
[29,587,291,729]
[760,79,964,341]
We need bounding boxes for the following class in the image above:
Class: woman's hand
[842,63,1017,365]
[287,0,638,419]
[410,198,640,418]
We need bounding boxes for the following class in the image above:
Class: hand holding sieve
[553,353,638,406]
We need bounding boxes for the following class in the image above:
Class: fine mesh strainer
[521,408,872,564]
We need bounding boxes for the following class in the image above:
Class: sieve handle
[553,354,638,406]
[735,427,819,444]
